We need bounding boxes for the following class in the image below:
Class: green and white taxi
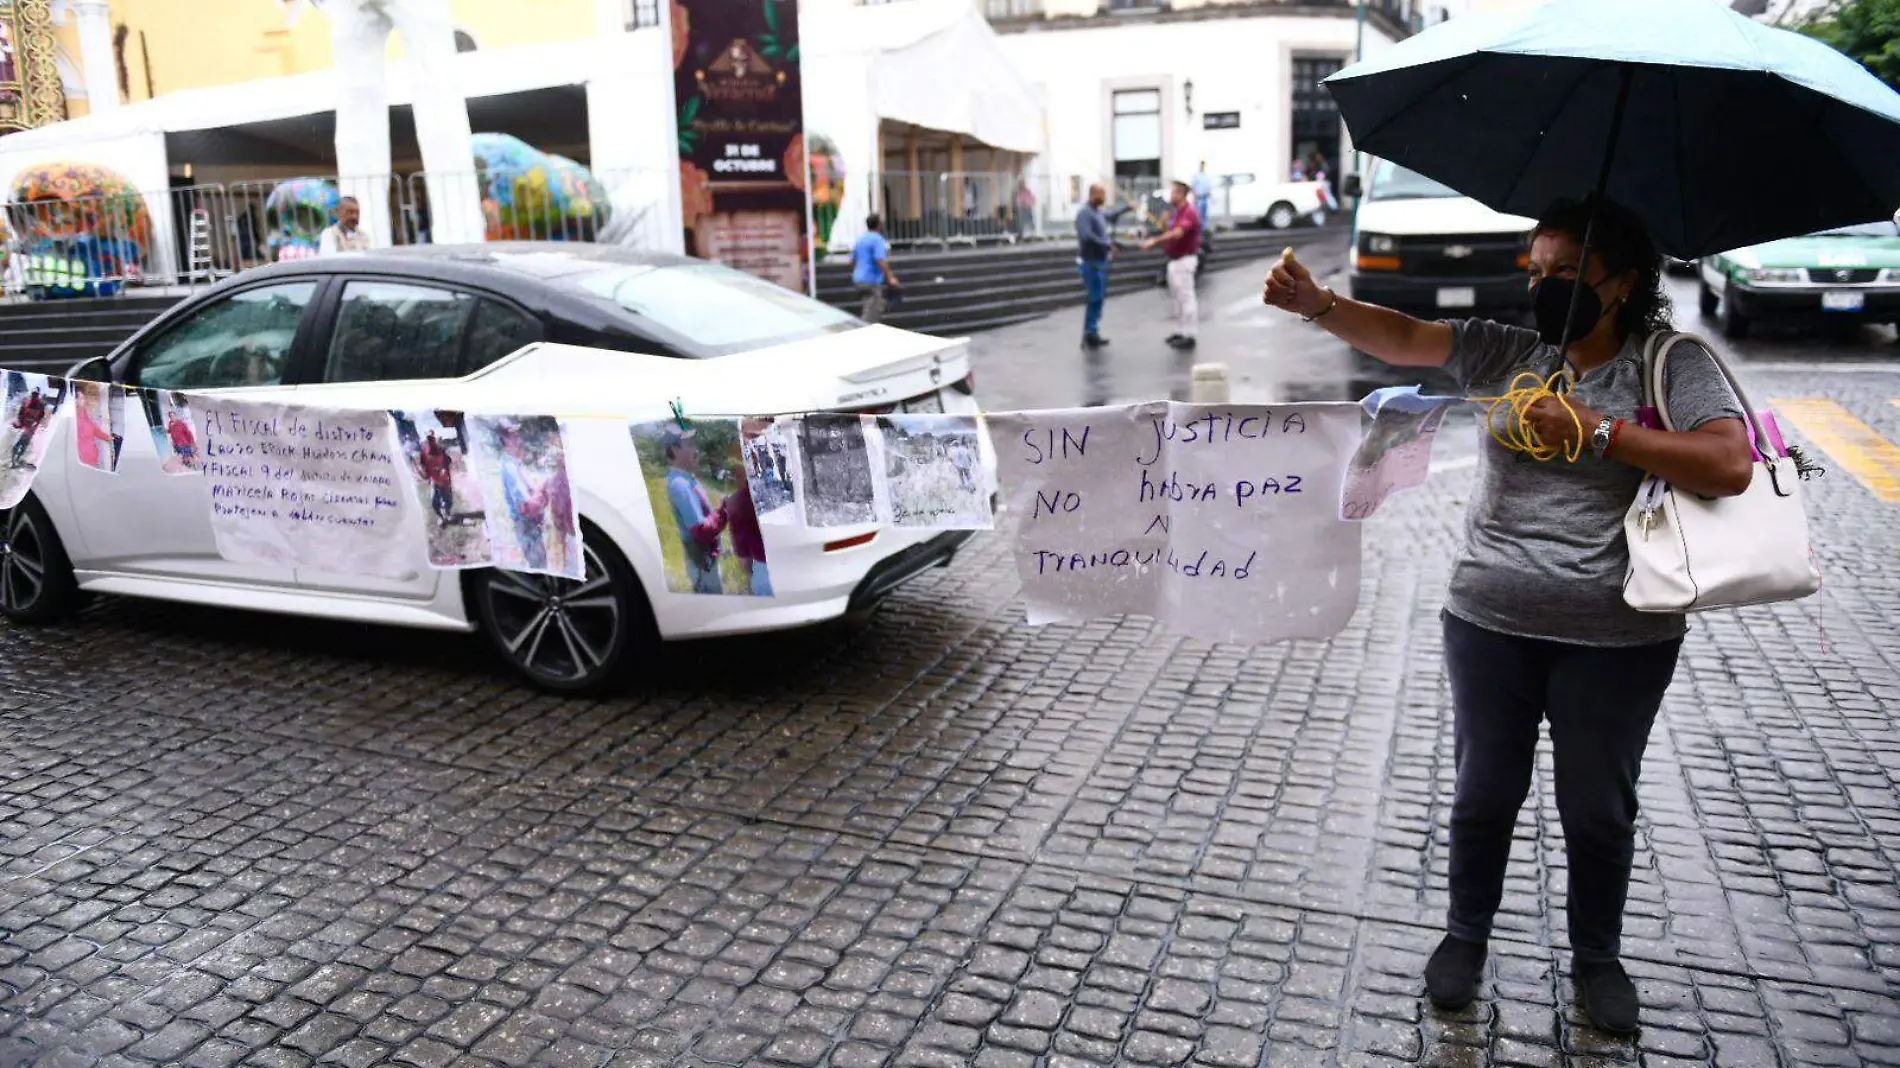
[1699,216,1900,338]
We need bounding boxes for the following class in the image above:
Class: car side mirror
[1343,174,1363,199]
[66,355,112,383]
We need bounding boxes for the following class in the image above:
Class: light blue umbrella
[1326,0,1900,259]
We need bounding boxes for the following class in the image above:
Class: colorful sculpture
[472,133,611,242]
[8,162,152,298]
[806,134,846,254]
[262,178,342,262]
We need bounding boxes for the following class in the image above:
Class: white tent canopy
[0,38,593,198]
[802,0,1044,250]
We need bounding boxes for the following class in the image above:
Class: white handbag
[1622,331,1821,613]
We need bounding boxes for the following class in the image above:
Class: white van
[1345,159,1535,321]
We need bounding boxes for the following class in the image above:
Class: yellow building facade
[60,0,595,117]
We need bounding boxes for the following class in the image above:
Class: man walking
[1192,160,1215,225]
[1074,184,1128,348]
[318,197,372,255]
[850,214,900,323]
[1141,179,1204,350]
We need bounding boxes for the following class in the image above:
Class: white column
[71,0,118,111]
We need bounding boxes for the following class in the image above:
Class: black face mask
[1531,276,1606,347]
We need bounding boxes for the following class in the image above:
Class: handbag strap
[1641,329,1773,466]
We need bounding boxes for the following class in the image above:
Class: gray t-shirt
[1441,319,1744,647]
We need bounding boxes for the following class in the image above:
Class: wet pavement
[5,230,1900,1067]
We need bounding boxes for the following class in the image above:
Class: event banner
[672,0,814,293]
[986,402,1365,645]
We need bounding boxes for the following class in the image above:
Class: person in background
[1074,184,1130,349]
[721,471,771,596]
[10,387,46,468]
[1290,157,1308,182]
[1262,195,1751,1035]
[72,382,113,471]
[1191,161,1215,226]
[418,431,455,525]
[318,197,372,255]
[662,426,727,594]
[498,429,548,571]
[850,214,900,324]
[1140,179,1204,350]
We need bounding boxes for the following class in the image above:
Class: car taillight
[950,371,976,396]
[824,531,877,552]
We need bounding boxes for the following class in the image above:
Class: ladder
[188,208,213,282]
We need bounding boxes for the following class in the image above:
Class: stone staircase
[0,294,180,376]
[814,226,1333,337]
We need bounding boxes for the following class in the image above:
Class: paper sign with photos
[0,372,67,509]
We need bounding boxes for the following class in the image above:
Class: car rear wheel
[0,496,81,624]
[1266,202,1297,230]
[1698,280,1719,318]
[469,523,654,694]
[1721,292,1751,339]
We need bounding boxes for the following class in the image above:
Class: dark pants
[1442,612,1682,963]
[1079,259,1110,337]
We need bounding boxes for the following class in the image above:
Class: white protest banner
[1340,389,1460,521]
[988,401,1363,644]
[198,398,414,578]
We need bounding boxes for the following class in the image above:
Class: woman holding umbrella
[1265,194,1752,1032]
[1272,0,1900,1035]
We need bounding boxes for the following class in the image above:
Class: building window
[626,0,660,29]
[1107,0,1162,10]
[984,0,1042,18]
[1112,88,1161,184]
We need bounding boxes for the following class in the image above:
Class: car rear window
[568,262,860,357]
[1368,161,1461,201]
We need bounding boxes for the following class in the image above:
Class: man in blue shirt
[662,427,727,594]
[1191,161,1215,225]
[1073,184,1129,348]
[849,214,901,323]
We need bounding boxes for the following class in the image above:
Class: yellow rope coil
[1469,368,1586,463]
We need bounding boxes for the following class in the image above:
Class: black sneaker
[1575,959,1640,1034]
[1083,333,1109,348]
[1168,335,1198,350]
[1424,935,1487,1010]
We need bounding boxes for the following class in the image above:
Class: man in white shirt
[318,196,373,255]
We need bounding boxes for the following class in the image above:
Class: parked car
[1220,175,1334,230]
[1698,217,1900,338]
[9,243,981,693]
[1345,158,1536,321]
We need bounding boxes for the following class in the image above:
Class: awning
[804,0,1043,156]
[0,38,592,191]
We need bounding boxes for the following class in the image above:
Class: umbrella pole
[1555,66,1636,383]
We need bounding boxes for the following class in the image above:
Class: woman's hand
[1262,250,1331,318]
[1523,395,1603,457]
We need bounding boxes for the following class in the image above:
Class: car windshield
[1367,161,1462,201]
[1812,221,1899,238]
[570,261,861,357]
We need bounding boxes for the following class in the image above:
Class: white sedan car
[10,244,982,692]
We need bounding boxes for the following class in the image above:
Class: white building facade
[987,0,1415,203]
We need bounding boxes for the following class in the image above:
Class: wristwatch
[1589,416,1617,459]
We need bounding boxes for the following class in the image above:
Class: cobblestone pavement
[5,237,1900,1066]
